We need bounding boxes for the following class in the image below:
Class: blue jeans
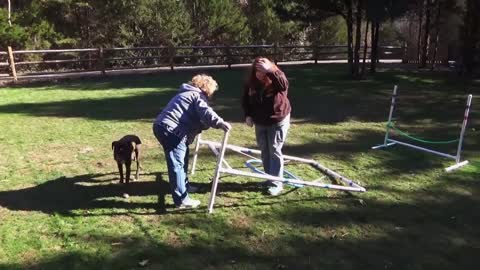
[255,115,290,180]
[153,124,191,206]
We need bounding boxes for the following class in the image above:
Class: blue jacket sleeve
[194,94,225,129]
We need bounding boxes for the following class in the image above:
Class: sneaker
[267,183,284,196]
[176,197,201,209]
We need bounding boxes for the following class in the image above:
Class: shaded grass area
[0,64,479,270]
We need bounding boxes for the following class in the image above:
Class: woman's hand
[255,58,273,74]
[220,122,232,132]
[245,116,254,127]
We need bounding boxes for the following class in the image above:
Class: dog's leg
[125,160,132,184]
[117,162,124,183]
[135,145,141,181]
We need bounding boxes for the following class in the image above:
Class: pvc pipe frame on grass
[190,131,366,214]
[372,85,472,172]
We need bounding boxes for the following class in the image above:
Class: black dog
[112,135,142,184]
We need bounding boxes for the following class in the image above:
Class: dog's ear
[112,141,117,151]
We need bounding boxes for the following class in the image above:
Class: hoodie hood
[179,83,202,94]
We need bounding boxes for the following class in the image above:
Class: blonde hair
[190,74,218,97]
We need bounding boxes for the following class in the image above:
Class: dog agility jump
[372,85,473,172]
[190,131,366,213]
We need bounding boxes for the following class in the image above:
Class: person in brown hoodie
[242,57,291,195]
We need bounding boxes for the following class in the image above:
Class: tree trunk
[420,0,432,68]
[463,0,474,74]
[361,20,369,77]
[405,11,414,63]
[370,22,375,73]
[346,0,354,75]
[353,0,363,78]
[431,0,441,71]
[7,0,12,27]
[416,0,424,63]
[370,22,380,73]
[463,0,480,74]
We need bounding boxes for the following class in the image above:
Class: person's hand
[255,58,273,74]
[220,122,232,132]
[245,116,254,127]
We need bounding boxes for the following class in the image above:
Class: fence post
[313,44,318,64]
[253,45,260,59]
[226,46,232,69]
[7,46,17,83]
[402,43,408,64]
[169,45,175,71]
[98,47,106,75]
[273,43,278,65]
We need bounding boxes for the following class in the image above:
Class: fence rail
[1,44,406,82]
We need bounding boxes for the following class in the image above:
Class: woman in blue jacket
[153,74,231,209]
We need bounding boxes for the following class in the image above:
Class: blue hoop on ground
[245,159,304,188]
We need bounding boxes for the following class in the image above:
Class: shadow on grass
[0,64,478,125]
[0,91,175,121]
[0,172,168,215]
[1,177,478,270]
[1,65,479,269]
[0,171,308,216]
[269,178,479,270]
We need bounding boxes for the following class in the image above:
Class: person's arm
[256,58,288,93]
[194,94,225,129]
[266,68,288,92]
[242,85,252,118]
[242,85,255,127]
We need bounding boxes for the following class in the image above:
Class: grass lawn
[0,64,479,270]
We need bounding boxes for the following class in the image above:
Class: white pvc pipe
[222,144,259,160]
[384,85,398,145]
[190,134,201,175]
[199,139,365,191]
[200,139,319,164]
[199,139,261,155]
[455,94,472,163]
[311,162,364,190]
[373,89,472,172]
[220,168,366,192]
[445,160,469,172]
[371,142,397,149]
[387,139,456,159]
[207,143,232,169]
[207,131,230,214]
[200,134,367,213]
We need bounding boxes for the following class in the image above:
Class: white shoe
[267,183,284,196]
[176,197,201,209]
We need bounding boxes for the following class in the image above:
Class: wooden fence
[1,45,405,82]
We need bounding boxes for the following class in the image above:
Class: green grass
[0,64,479,270]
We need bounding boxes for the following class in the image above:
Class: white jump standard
[372,85,473,172]
[191,132,366,214]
